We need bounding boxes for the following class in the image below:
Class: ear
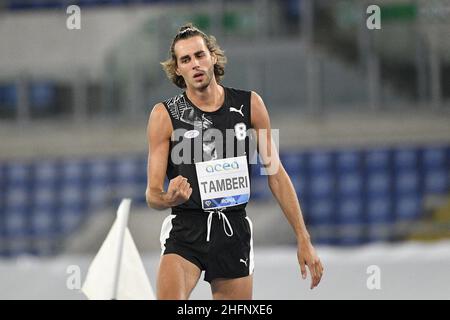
[212,53,217,65]
[175,67,181,76]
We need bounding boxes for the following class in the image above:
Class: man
[146,23,323,300]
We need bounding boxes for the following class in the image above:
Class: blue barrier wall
[0,144,449,256]
[5,0,207,10]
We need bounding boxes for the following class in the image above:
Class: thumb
[300,260,307,280]
[167,186,178,198]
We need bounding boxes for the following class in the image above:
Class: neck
[185,80,224,112]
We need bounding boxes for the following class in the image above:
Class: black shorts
[159,210,254,283]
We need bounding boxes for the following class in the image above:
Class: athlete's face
[174,36,217,90]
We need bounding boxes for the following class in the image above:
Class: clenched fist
[164,175,193,207]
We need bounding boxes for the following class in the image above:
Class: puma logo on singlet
[240,258,248,267]
[230,105,244,117]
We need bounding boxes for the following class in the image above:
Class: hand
[297,240,323,290]
[164,175,192,207]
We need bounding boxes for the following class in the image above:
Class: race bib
[195,156,250,210]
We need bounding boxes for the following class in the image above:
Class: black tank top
[162,86,253,215]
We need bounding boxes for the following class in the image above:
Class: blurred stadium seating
[5,0,192,10]
[0,0,449,259]
[1,145,448,256]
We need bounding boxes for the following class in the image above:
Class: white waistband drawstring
[206,208,234,242]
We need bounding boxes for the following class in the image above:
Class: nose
[191,57,200,69]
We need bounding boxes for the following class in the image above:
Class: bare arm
[250,91,323,289]
[145,103,192,210]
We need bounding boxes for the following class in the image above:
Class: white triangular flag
[82,199,155,300]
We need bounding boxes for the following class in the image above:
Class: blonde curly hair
[161,23,227,88]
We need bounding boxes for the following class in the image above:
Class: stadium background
[0,0,449,299]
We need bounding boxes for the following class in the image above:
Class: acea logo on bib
[205,160,240,174]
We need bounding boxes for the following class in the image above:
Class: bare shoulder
[250,91,264,106]
[250,91,270,128]
[149,102,169,122]
[147,102,172,137]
